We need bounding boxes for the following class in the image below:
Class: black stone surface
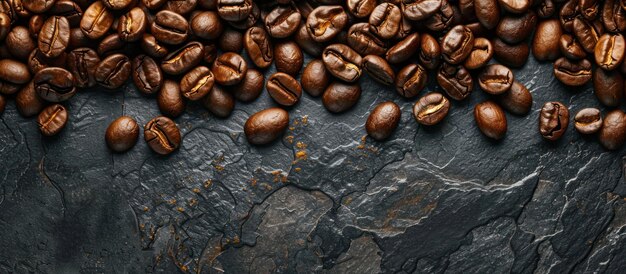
[1,55,626,273]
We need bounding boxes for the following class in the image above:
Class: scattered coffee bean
[413,92,450,126]
[465,37,493,70]
[301,59,330,97]
[274,41,303,76]
[539,101,569,141]
[38,16,70,58]
[366,101,401,140]
[244,107,289,145]
[34,67,76,102]
[144,116,181,155]
[594,33,625,71]
[323,44,363,83]
[0,59,31,86]
[396,63,427,98]
[496,12,537,44]
[106,116,140,152]
[553,57,592,86]
[478,64,514,95]
[118,7,148,42]
[323,81,361,113]
[599,110,626,150]
[132,54,163,95]
[307,6,348,43]
[532,19,562,61]
[559,34,587,60]
[67,48,100,88]
[437,63,473,101]
[6,26,36,60]
[161,42,204,76]
[180,66,215,101]
[267,72,302,107]
[16,81,46,117]
[95,54,131,89]
[496,81,533,115]
[157,80,186,118]
[38,104,68,136]
[574,108,602,135]
[593,68,623,107]
[231,69,264,102]
[191,11,223,40]
[212,52,247,85]
[441,25,474,65]
[369,3,401,40]
[362,55,395,86]
[492,37,530,68]
[474,101,507,140]
[386,32,420,64]
[151,10,189,45]
[264,4,301,38]
[80,1,114,40]
[244,26,272,69]
[202,85,235,118]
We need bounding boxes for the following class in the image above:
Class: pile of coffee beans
[0,0,625,155]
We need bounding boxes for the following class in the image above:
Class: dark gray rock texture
[1,56,626,273]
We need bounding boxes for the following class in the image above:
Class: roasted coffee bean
[274,41,303,76]
[474,101,507,140]
[228,2,259,30]
[218,28,243,53]
[492,38,530,68]
[395,63,427,98]
[574,108,602,134]
[573,17,601,54]
[368,3,401,39]
[599,110,626,150]
[164,0,197,15]
[423,0,454,32]
[437,63,473,100]
[402,0,442,21]
[180,66,214,101]
[413,92,450,126]
[496,81,532,115]
[6,26,36,60]
[151,10,189,45]
[202,85,234,118]
[106,116,139,152]
[498,0,530,13]
[161,42,204,75]
[38,16,70,59]
[532,19,562,61]
[560,0,578,32]
[478,64,514,95]
[212,52,247,85]
[97,34,126,57]
[579,0,599,20]
[49,0,83,27]
[419,34,441,70]
[24,0,55,13]
[95,54,131,89]
[366,101,401,140]
[307,5,348,43]
[594,33,625,70]
[231,69,263,102]
[141,34,168,58]
[132,55,162,95]
[16,81,45,117]
[559,34,587,60]
[102,0,133,10]
[539,101,569,141]
[118,7,147,42]
[191,11,223,40]
[465,38,493,69]
[301,59,330,97]
[34,67,75,102]
[244,107,289,145]
[0,12,10,41]
[496,12,537,44]
[441,25,474,65]
[80,1,114,40]
[538,0,555,18]
[0,94,4,114]
[602,0,626,33]
[0,59,31,85]
[322,81,361,113]
[157,80,185,118]
[264,4,301,38]
[475,0,500,29]
[347,0,376,18]
[362,55,395,86]
[144,116,181,155]
[347,23,387,56]
[553,57,592,86]
[38,104,68,137]
[593,68,623,107]
[244,27,273,69]
[386,32,420,64]
[266,72,301,106]
[217,0,253,22]
[295,23,324,57]
[67,48,100,88]
[322,44,362,83]
[69,28,94,49]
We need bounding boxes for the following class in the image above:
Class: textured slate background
[1,54,626,273]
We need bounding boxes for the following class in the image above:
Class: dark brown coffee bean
[49,0,82,27]
[464,37,493,69]
[202,85,234,118]
[385,32,420,64]
[144,116,181,155]
[34,67,75,102]
[80,1,114,40]
[602,0,626,33]
[97,34,126,57]
[368,3,401,39]
[164,0,197,15]
[0,13,10,41]
[348,0,376,18]
[141,34,168,59]
[492,38,530,68]
[180,66,214,101]
[191,11,223,40]
[347,23,387,56]
[593,68,623,107]
[362,55,394,86]
[212,52,247,86]
[395,63,427,98]
[0,59,31,85]
[322,44,363,83]
[274,41,303,76]
[67,48,100,88]
[161,42,204,75]
[441,25,474,65]
[572,17,601,54]
[401,0,442,21]
[495,80,532,115]
[157,80,185,118]
[38,104,67,137]
[539,101,569,141]
[244,107,289,145]
[307,5,348,43]
[244,26,273,69]
[599,109,626,150]
[478,64,514,95]
[106,116,139,152]
[322,81,361,113]
[264,4,301,38]
[23,0,55,13]
[475,0,500,29]
[118,7,147,42]
[496,12,537,44]
[579,0,599,20]
[419,33,441,70]
[423,0,454,32]
[95,54,131,89]
[497,0,530,13]
[474,100,507,140]
[227,2,259,30]
[132,55,162,95]
[532,19,562,61]
[574,108,602,134]
[6,26,36,60]
[301,59,330,97]
[538,0,556,18]
[38,16,70,59]
[366,101,401,140]
[218,27,243,53]
[413,92,450,125]
[437,63,473,101]
[553,57,592,86]
[594,33,625,70]
[266,72,301,106]
[16,81,45,117]
[295,23,324,57]
[151,10,189,45]
[217,0,253,22]
[559,34,587,60]
[228,69,262,102]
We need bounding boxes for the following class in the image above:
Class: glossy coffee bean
[495,81,532,115]
[322,44,362,83]
[402,0,442,21]
[295,23,324,57]
[362,55,395,86]
[68,27,94,50]
[227,2,259,30]
[6,26,36,60]
[151,10,189,45]
[492,38,530,68]
[368,3,401,39]
[553,57,592,86]
[274,41,303,76]
[144,116,181,155]
[396,63,427,98]
[413,92,450,126]
[474,101,507,140]
[366,101,401,140]
[118,7,148,42]
[38,104,68,137]
[267,72,302,106]
[67,48,100,88]
[212,52,247,85]
[475,0,500,29]
[301,60,330,97]
[572,17,601,54]
[157,80,185,118]
[80,1,114,40]
[322,82,361,113]
[574,108,602,135]
[38,16,70,59]
[423,0,454,32]
[478,64,514,95]
[441,25,474,64]
[347,23,387,56]
[307,6,348,43]
[16,81,45,117]
[532,19,562,61]
[386,32,420,64]
[437,63,473,101]
[34,67,75,102]
[217,0,253,22]
[559,34,587,60]
[231,69,264,102]
[0,59,31,85]
[602,0,626,33]
[593,68,623,107]
[419,33,441,70]
[244,107,289,145]
[132,55,162,95]
[599,110,626,150]
[95,54,131,89]
[244,26,273,69]
[539,101,569,141]
[202,85,234,118]
[594,33,625,71]
[141,34,168,59]
[191,11,223,40]
[49,1,83,27]
[464,37,493,69]
[218,28,243,53]
[161,42,204,76]
[264,4,301,38]
[347,0,376,18]
[496,12,537,44]
[106,116,139,152]
[180,66,215,101]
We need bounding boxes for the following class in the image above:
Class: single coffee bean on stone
[34,67,76,102]
[322,81,362,113]
[212,52,247,86]
[539,101,569,141]
[230,69,264,102]
[574,108,603,135]
[366,101,401,141]
[67,48,100,88]
[478,64,514,95]
[496,80,533,115]
[180,66,215,101]
[465,37,493,69]
[132,54,163,95]
[274,41,303,76]
[106,116,140,152]
[396,63,427,98]
[244,107,289,145]
[593,68,623,107]
[532,19,562,61]
[413,92,450,126]
[95,54,131,89]
[474,101,507,140]
[37,103,68,137]
[266,72,302,107]
[16,81,45,117]
[437,63,473,101]
[301,59,330,97]
[594,33,625,71]
[599,110,626,150]
[322,44,363,83]
[553,57,592,86]
[144,116,181,155]
[202,85,235,118]
[362,55,395,86]
[157,79,186,118]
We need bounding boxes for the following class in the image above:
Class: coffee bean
[49,1,83,27]
[274,41,303,76]
[423,0,454,32]
[231,69,264,102]
[347,23,387,56]
[227,2,259,30]
[572,17,601,54]
[474,101,507,140]
[366,101,401,140]
[396,63,427,98]
[38,104,68,136]
[441,25,474,65]
[264,4,301,38]
[593,68,623,107]
[579,0,599,20]
[38,16,70,59]
[295,23,324,57]
[368,3,401,39]
[95,54,131,89]
[559,34,587,60]
[475,0,500,29]
[118,7,147,42]
[419,33,441,70]
[322,44,363,83]
[553,57,592,86]
[496,80,532,115]
[244,107,289,145]
[218,27,243,53]
[161,42,204,75]
[532,19,562,61]
[217,0,253,22]
[180,66,215,101]
[402,0,442,21]
[539,101,569,141]
[498,0,530,14]
[496,12,537,44]
[132,55,162,95]
[492,38,530,68]
[267,72,302,106]
[464,37,493,69]
[478,64,514,95]
[16,81,45,117]
[106,116,139,152]
[348,0,376,18]
[602,0,626,33]
[141,34,169,59]
[307,6,348,43]
[301,59,330,97]
[144,116,181,155]
[362,55,395,86]
[97,34,126,57]
[599,109,626,150]
[413,92,450,126]
[67,48,100,88]
[212,52,247,85]
[574,108,602,135]
[157,80,185,118]
[80,1,114,40]
[151,10,189,45]
[191,11,223,40]
[594,33,625,71]
[322,81,361,113]
[386,32,420,64]
[0,59,31,85]
[244,26,273,69]
[6,26,36,60]
[202,85,234,118]
[539,0,556,18]
[437,63,473,100]
[34,67,76,102]
[0,94,4,114]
